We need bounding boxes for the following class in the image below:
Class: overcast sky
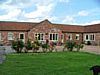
[0,0,100,25]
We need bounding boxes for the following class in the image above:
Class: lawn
[0,52,100,75]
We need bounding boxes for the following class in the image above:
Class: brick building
[0,19,100,45]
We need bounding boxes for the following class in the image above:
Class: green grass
[0,52,100,75]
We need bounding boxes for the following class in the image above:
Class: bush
[12,39,24,53]
[65,40,76,51]
[32,40,40,52]
[87,41,91,45]
[41,43,49,52]
[24,39,32,53]
[75,43,84,51]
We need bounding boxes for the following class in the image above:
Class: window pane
[35,33,44,40]
[92,35,94,40]
[50,34,52,40]
[53,34,55,40]
[20,34,24,39]
[41,34,43,40]
[90,34,94,40]
[86,35,88,40]
[76,34,79,40]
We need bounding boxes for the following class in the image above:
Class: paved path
[1,45,100,55]
[81,45,100,54]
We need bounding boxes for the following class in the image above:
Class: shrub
[24,39,32,53]
[12,39,24,53]
[87,41,91,45]
[65,40,76,51]
[75,43,84,51]
[41,43,49,52]
[32,40,40,52]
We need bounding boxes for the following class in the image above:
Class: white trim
[76,34,80,40]
[34,33,45,41]
[49,33,59,42]
[19,33,25,42]
[66,33,72,40]
[61,34,64,43]
[8,32,14,40]
[84,33,95,41]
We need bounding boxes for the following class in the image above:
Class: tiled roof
[0,20,100,33]
[84,24,100,32]
[0,21,37,31]
[53,24,84,33]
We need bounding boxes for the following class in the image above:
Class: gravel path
[81,45,100,54]
[1,45,100,54]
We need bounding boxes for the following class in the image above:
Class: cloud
[62,15,75,23]
[22,16,58,23]
[59,0,69,3]
[77,8,100,17]
[78,10,89,16]
[62,8,100,24]
[24,3,54,18]
[0,8,21,20]
[83,20,100,25]
[0,0,70,22]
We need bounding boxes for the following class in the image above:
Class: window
[35,33,44,41]
[66,33,72,40]
[19,33,25,40]
[90,34,94,41]
[84,34,95,41]
[49,33,58,41]
[86,35,88,40]
[8,32,14,40]
[76,34,79,40]
[20,34,24,39]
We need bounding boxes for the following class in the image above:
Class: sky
[0,0,100,25]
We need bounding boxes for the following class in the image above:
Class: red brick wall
[95,33,100,45]
[28,22,63,42]
[63,32,83,43]
[0,31,28,45]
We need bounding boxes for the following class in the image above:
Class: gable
[30,20,62,33]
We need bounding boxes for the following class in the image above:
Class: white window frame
[8,32,14,40]
[76,34,80,40]
[84,33,95,41]
[61,34,64,43]
[34,33,45,41]
[66,33,72,40]
[19,33,25,42]
[49,33,59,41]
[90,34,95,41]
